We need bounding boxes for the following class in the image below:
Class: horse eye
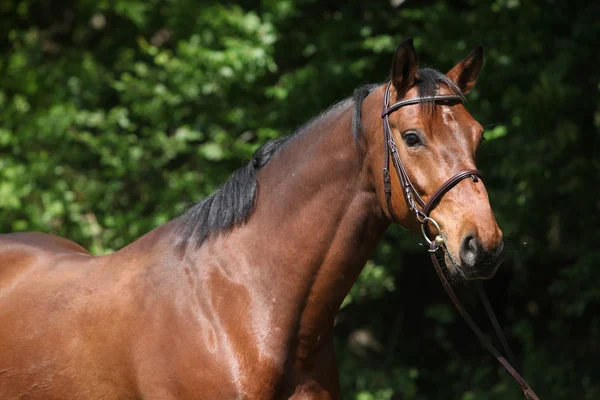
[403,132,422,147]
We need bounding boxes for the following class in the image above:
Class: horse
[0,39,507,399]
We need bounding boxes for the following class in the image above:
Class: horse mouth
[443,249,502,280]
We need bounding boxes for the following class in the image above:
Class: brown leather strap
[430,242,540,400]
[381,94,465,118]
[475,281,517,366]
[422,170,483,216]
[381,83,426,222]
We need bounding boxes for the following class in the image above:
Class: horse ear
[447,45,484,95]
[391,38,418,96]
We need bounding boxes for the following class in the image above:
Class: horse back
[0,232,90,287]
[0,232,90,255]
[0,233,138,398]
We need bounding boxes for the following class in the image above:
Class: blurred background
[1,0,598,398]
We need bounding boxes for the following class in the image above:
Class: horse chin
[444,252,502,280]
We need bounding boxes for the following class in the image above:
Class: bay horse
[0,40,507,399]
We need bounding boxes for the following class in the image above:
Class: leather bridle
[380,82,540,400]
[381,81,483,234]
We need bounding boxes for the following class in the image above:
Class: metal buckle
[420,216,444,252]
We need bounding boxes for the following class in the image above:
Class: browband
[381,94,465,118]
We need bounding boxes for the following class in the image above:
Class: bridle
[381,81,482,244]
[380,82,540,400]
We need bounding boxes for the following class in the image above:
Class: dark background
[1,0,598,398]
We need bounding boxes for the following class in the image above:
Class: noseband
[381,82,540,400]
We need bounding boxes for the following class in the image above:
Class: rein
[381,82,540,400]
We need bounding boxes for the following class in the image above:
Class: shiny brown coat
[0,41,503,399]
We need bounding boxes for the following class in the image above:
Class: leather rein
[380,82,540,400]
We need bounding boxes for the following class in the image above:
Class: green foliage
[1,0,598,398]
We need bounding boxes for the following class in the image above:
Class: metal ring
[420,216,442,245]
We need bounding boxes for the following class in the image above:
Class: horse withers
[0,40,503,399]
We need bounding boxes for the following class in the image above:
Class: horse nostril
[460,233,480,267]
[468,236,478,252]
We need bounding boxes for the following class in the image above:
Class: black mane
[176,136,291,246]
[178,67,461,246]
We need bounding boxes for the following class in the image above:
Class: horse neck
[237,104,389,362]
[117,94,391,372]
